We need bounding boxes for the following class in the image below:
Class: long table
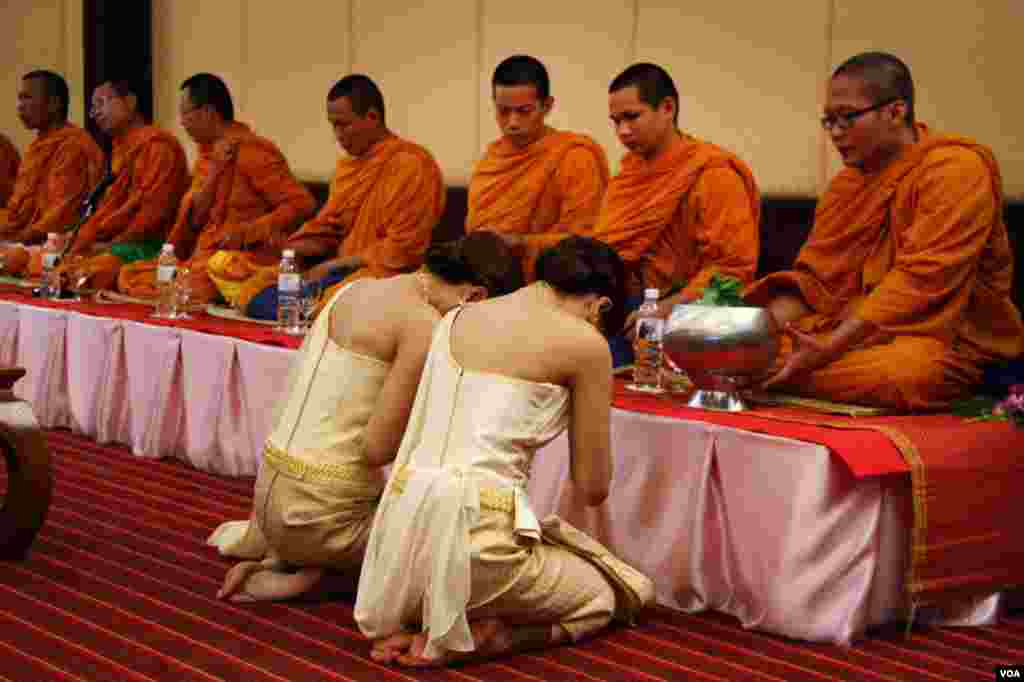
[0,295,1005,644]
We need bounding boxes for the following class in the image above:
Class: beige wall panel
[353,0,478,185]
[831,1,1024,198]
[479,0,635,176]
[245,1,352,181]
[636,0,829,195]
[64,0,85,124]
[152,0,246,166]
[0,1,78,149]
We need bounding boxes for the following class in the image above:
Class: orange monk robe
[466,127,609,280]
[744,126,1024,410]
[58,125,189,290]
[235,134,446,310]
[0,124,103,274]
[591,132,760,298]
[0,133,19,207]
[118,122,315,303]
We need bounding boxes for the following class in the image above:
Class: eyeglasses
[820,98,900,131]
[180,104,205,118]
[89,97,117,116]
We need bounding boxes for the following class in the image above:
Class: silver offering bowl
[662,305,779,411]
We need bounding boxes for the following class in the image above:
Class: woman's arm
[565,332,614,506]
[362,310,437,467]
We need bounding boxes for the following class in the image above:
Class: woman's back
[450,284,605,387]
[270,276,438,467]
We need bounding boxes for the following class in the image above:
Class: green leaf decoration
[697,273,745,307]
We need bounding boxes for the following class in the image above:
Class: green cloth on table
[109,239,164,263]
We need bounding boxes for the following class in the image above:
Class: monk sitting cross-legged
[0,132,19,207]
[117,73,315,305]
[745,52,1024,411]
[56,78,189,292]
[0,70,104,277]
[590,63,761,366]
[466,55,610,281]
[242,74,446,320]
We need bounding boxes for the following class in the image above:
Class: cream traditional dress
[355,307,653,659]
[207,282,387,570]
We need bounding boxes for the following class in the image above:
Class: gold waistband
[390,466,514,514]
[264,441,378,486]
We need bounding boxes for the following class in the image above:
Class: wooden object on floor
[0,367,52,559]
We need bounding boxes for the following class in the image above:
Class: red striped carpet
[0,429,1020,681]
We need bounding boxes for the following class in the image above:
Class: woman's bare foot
[217,560,265,600]
[218,559,323,602]
[372,618,560,667]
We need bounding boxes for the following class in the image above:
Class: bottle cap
[282,249,295,258]
[644,288,659,299]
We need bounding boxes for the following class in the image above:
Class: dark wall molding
[83,0,153,152]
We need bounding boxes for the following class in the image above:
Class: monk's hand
[207,139,240,180]
[216,227,246,250]
[759,324,833,390]
[480,229,525,253]
[212,139,239,166]
[303,260,337,284]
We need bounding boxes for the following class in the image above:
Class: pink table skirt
[0,300,294,477]
[0,299,1002,643]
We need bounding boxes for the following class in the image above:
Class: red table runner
[612,378,1024,604]
[0,287,304,349]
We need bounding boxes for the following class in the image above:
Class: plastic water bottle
[155,244,178,318]
[631,288,664,392]
[41,233,62,300]
[277,249,302,335]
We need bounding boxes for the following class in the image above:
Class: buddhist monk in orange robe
[589,64,760,366]
[117,73,315,304]
[57,80,189,291]
[0,71,103,276]
[745,52,1024,411]
[238,75,445,318]
[0,133,19,207]
[466,56,609,280]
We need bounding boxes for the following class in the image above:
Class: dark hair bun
[424,231,524,297]
[535,236,627,334]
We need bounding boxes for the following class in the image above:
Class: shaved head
[833,52,915,127]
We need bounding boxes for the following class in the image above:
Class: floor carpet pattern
[0,429,1020,681]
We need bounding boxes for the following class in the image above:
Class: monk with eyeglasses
[744,51,1024,410]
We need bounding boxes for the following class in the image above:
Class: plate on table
[94,290,157,306]
[0,275,41,290]
[205,304,279,327]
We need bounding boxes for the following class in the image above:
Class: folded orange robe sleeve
[344,149,445,278]
[0,134,19,207]
[235,144,317,249]
[518,144,609,278]
[0,126,103,241]
[284,161,349,256]
[467,129,609,280]
[853,148,995,338]
[678,166,760,300]
[28,141,100,240]
[73,128,189,251]
[592,133,759,296]
[286,135,444,278]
